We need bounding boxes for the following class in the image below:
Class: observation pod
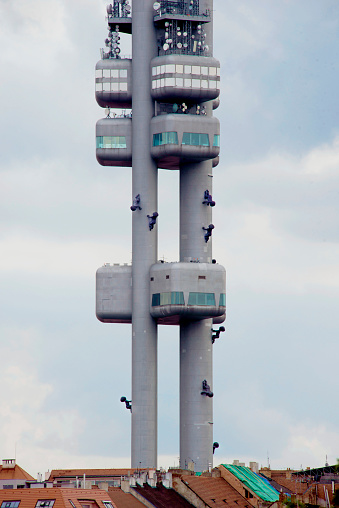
[96,117,132,167]
[151,55,220,102]
[96,264,132,324]
[95,59,132,108]
[151,114,220,169]
[150,262,226,324]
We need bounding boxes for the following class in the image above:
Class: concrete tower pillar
[131,0,158,469]
[180,159,214,472]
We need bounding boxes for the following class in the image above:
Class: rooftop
[0,488,117,508]
[0,460,35,482]
[181,475,252,508]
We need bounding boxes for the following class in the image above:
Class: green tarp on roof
[221,464,280,503]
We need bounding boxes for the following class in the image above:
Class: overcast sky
[0,0,338,479]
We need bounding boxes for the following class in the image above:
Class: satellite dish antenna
[153,1,161,9]
[177,42,182,48]
[163,43,169,51]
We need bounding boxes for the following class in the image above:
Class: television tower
[95,0,225,472]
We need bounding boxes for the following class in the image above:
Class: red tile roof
[181,475,252,508]
[269,475,309,495]
[0,464,35,481]
[49,470,142,480]
[0,488,117,508]
[108,487,146,508]
[133,482,195,508]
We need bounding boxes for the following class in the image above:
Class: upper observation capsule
[151,113,220,170]
[95,59,132,109]
[96,264,132,323]
[151,55,220,102]
[96,116,132,167]
[150,262,226,325]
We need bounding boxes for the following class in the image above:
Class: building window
[35,501,55,507]
[213,134,220,147]
[188,292,215,306]
[182,133,209,147]
[153,132,178,146]
[69,502,76,508]
[96,136,127,149]
[3,486,14,490]
[1,502,20,508]
[152,292,185,306]
[219,293,226,306]
[103,503,114,508]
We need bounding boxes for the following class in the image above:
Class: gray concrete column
[131,0,158,469]
[180,159,214,472]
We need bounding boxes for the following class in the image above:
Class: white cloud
[276,423,339,470]
[0,0,72,71]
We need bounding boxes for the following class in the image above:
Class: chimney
[2,459,16,469]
